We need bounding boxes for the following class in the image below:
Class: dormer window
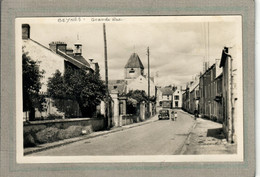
[129,68,135,73]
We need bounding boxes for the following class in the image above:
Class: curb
[24,117,158,155]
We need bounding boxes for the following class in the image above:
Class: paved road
[30,110,195,156]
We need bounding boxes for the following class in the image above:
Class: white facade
[23,39,65,93]
[172,86,183,108]
[126,75,156,96]
[156,88,163,106]
[162,95,172,101]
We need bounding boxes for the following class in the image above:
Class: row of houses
[182,46,240,143]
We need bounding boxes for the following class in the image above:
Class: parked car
[158,109,170,120]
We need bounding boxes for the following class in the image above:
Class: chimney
[89,59,99,73]
[74,43,82,56]
[22,24,30,39]
[49,41,67,53]
[66,48,73,55]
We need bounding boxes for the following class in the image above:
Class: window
[129,68,135,73]
[174,95,179,100]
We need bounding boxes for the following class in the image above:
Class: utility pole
[147,47,150,117]
[103,23,110,129]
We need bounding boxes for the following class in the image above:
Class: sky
[25,16,242,87]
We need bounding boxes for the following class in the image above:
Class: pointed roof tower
[124,53,144,69]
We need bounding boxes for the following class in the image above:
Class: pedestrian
[174,111,178,121]
[171,110,174,121]
[194,110,198,120]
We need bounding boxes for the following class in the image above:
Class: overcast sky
[25,16,241,87]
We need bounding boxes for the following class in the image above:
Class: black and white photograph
[16,16,243,163]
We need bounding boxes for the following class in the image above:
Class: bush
[35,127,60,144]
[24,134,36,147]
[46,114,63,120]
[24,125,94,146]
[57,126,83,140]
[82,125,93,135]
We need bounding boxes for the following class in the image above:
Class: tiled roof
[67,54,90,67]
[124,53,144,69]
[28,39,90,70]
[108,80,127,94]
[160,87,173,95]
[56,49,90,69]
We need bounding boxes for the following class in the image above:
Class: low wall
[24,118,105,147]
[121,114,139,126]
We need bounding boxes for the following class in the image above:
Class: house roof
[124,53,144,69]
[199,63,216,79]
[67,54,90,67]
[28,39,90,70]
[108,80,127,94]
[220,47,231,68]
[56,49,90,69]
[160,87,173,95]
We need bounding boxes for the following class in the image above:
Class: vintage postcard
[16,16,244,163]
[1,0,255,176]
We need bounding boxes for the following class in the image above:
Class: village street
[29,110,196,156]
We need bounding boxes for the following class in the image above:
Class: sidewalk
[24,114,159,155]
[181,117,237,155]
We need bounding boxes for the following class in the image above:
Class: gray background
[1,0,255,176]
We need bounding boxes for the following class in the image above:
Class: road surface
[30,110,195,156]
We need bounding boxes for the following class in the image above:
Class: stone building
[189,78,200,114]
[126,75,156,96]
[124,53,144,81]
[182,84,190,113]
[199,61,223,122]
[172,86,183,109]
[107,52,156,126]
[22,24,97,120]
[124,53,155,96]
[220,46,239,143]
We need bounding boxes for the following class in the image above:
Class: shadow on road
[206,128,225,139]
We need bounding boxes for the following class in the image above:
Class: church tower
[124,53,144,80]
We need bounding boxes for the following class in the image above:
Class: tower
[74,42,82,56]
[124,53,144,80]
[74,34,82,56]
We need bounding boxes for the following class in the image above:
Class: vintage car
[158,109,170,120]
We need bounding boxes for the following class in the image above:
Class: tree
[47,65,106,117]
[125,90,156,115]
[22,52,45,121]
[47,70,66,99]
[126,90,148,103]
